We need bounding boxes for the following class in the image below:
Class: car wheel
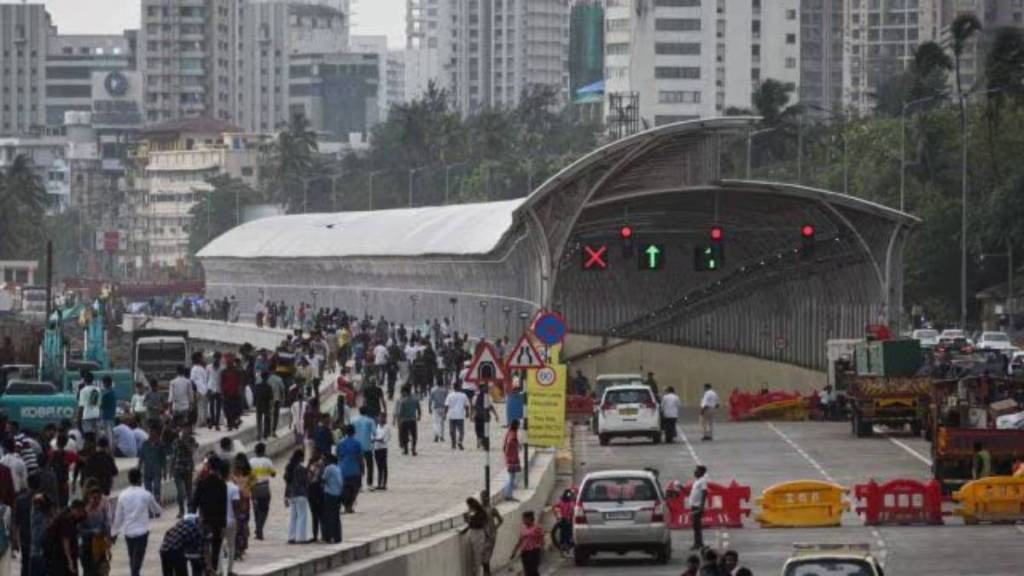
[598,434,610,446]
[574,547,590,566]
[656,542,671,564]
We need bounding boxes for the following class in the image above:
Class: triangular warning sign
[506,333,546,370]
[464,341,509,383]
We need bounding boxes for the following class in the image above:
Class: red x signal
[583,244,608,270]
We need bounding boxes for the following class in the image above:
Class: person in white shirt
[190,353,209,429]
[290,391,307,446]
[112,420,140,458]
[373,342,389,385]
[660,387,681,443]
[222,461,241,576]
[699,383,720,441]
[168,366,194,427]
[112,468,162,576]
[77,374,103,433]
[0,439,26,493]
[445,383,470,450]
[130,382,148,422]
[371,414,391,490]
[687,465,708,550]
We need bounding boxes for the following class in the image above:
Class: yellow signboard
[526,343,566,448]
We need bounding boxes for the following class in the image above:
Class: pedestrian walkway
[104,400,523,576]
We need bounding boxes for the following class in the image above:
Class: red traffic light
[620,225,634,239]
[801,224,815,238]
[710,226,723,241]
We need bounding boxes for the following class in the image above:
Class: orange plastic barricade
[729,389,804,421]
[854,478,943,526]
[755,480,849,528]
[663,479,752,529]
[953,476,1024,524]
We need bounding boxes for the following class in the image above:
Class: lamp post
[449,297,458,332]
[518,311,530,335]
[360,290,369,318]
[807,104,849,195]
[310,289,319,312]
[368,170,387,211]
[444,162,466,205]
[900,95,945,213]
[502,305,512,340]
[410,294,419,326]
[745,126,784,179]
[479,300,489,340]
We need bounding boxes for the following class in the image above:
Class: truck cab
[0,379,77,430]
[132,330,190,390]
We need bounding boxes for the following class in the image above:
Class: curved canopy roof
[198,199,523,259]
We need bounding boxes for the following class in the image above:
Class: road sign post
[465,341,508,505]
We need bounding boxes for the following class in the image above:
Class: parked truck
[132,329,190,391]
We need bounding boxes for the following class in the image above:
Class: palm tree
[0,154,46,258]
[271,113,317,213]
[949,12,982,328]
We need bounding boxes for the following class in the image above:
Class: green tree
[187,175,258,259]
[269,113,317,213]
[752,79,795,126]
[0,154,46,260]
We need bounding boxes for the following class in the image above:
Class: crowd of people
[0,304,538,576]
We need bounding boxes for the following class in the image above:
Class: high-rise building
[140,0,348,129]
[604,0,800,131]
[387,50,407,110]
[45,35,134,127]
[406,0,569,115]
[798,0,844,114]
[0,3,52,135]
[350,35,392,120]
[569,0,604,100]
[288,51,380,140]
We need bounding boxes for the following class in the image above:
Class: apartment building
[0,3,51,134]
[604,0,800,130]
[45,35,134,127]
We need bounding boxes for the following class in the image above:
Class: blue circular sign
[533,312,567,346]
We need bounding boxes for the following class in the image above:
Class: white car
[1008,351,1024,376]
[597,384,661,446]
[939,329,973,345]
[976,331,1017,352]
[911,329,940,348]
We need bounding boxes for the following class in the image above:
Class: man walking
[395,386,421,456]
[206,352,223,431]
[320,454,343,543]
[268,370,287,436]
[688,465,708,550]
[194,457,228,575]
[699,383,719,441]
[255,372,274,441]
[249,442,276,540]
[112,468,163,576]
[168,366,193,428]
[428,380,447,443]
[351,407,376,487]
[660,386,681,443]
[337,425,363,513]
[445,382,470,450]
[190,353,208,428]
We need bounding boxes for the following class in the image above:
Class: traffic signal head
[710,226,723,242]
[694,244,724,271]
[620,224,635,256]
[800,224,816,259]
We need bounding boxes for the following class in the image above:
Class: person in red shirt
[221,355,245,430]
[510,510,544,576]
[502,419,521,502]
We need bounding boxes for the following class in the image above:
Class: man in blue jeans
[337,425,364,513]
[320,454,343,543]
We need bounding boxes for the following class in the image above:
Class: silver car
[572,469,672,566]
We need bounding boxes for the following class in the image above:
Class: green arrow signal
[645,244,661,269]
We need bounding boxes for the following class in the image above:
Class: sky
[34,0,405,47]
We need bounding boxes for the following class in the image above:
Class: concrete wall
[563,334,826,406]
[339,451,558,576]
[122,315,291,350]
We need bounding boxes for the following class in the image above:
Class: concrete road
[549,413,1023,575]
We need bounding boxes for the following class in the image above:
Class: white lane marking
[677,423,704,466]
[887,437,933,467]
[766,422,836,483]
[767,423,889,567]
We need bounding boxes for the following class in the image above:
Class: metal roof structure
[199,117,917,370]
[198,199,523,259]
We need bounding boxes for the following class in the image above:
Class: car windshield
[138,343,187,363]
[983,333,1008,342]
[784,559,876,576]
[605,389,652,405]
[580,477,659,503]
[915,330,938,339]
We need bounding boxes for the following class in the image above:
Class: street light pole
[797,113,803,184]
[900,104,907,212]
[479,300,489,340]
[961,91,968,329]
